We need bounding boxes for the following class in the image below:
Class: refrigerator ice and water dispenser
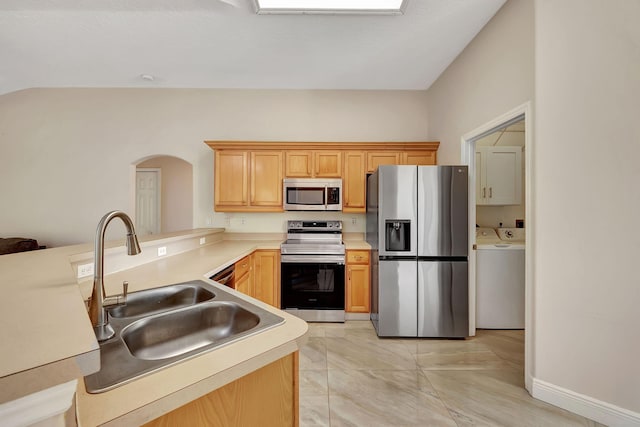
[385,220,411,252]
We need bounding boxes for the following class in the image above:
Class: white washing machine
[476,227,525,329]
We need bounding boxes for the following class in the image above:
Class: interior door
[136,169,161,235]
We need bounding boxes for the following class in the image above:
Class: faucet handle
[103,281,129,308]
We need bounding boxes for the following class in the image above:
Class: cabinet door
[253,250,280,307]
[476,147,522,206]
[402,151,436,166]
[345,250,370,313]
[342,151,366,213]
[250,152,284,207]
[366,152,400,173]
[346,264,370,313]
[314,151,342,177]
[235,255,253,296]
[485,148,522,205]
[215,151,248,209]
[285,151,313,177]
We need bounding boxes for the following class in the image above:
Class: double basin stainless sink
[84,280,284,393]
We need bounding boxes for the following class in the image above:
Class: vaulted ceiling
[0,0,506,95]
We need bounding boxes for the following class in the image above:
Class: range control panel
[286,220,342,232]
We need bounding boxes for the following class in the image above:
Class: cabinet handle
[489,187,493,198]
[482,187,486,198]
[348,268,351,281]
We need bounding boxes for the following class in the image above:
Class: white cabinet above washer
[475,146,522,206]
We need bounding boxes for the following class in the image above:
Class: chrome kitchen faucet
[88,211,141,341]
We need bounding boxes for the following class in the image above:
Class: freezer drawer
[378,260,417,337]
[418,261,468,337]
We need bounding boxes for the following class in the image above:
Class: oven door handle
[281,255,345,264]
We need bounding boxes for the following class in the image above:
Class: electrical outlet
[199,237,206,245]
[351,217,357,225]
[157,246,167,256]
[77,262,94,279]
[240,217,246,225]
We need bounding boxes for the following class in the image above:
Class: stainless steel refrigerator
[366,165,469,338]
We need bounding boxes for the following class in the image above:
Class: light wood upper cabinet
[215,150,283,212]
[346,250,370,313]
[208,142,440,213]
[285,150,341,178]
[402,151,436,166]
[250,152,283,207]
[215,151,248,208]
[314,151,342,177]
[253,250,280,308]
[284,151,312,177]
[366,152,401,173]
[343,151,366,213]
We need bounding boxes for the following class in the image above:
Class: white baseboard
[532,378,640,427]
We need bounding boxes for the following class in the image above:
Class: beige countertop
[0,229,369,424]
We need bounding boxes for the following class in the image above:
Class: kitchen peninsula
[0,229,309,426]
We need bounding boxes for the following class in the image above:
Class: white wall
[534,0,640,414]
[426,0,534,164]
[138,156,193,234]
[0,88,429,246]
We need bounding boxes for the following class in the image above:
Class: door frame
[135,168,162,235]
[460,101,533,392]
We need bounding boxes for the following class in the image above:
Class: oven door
[280,255,345,312]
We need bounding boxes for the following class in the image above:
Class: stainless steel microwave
[283,178,342,211]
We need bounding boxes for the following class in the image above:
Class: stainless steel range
[280,220,346,322]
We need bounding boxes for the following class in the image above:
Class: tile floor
[298,321,604,427]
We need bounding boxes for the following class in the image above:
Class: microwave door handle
[325,185,328,210]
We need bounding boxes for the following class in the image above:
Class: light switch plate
[157,246,167,256]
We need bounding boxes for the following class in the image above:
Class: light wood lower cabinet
[142,352,299,427]
[253,250,280,308]
[345,250,370,313]
[233,250,280,308]
[234,254,253,296]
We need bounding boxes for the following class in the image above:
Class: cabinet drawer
[346,250,369,264]
[235,255,251,279]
